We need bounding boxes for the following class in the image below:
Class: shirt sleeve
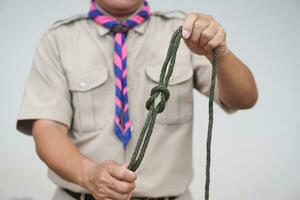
[192,53,236,114]
[16,31,73,135]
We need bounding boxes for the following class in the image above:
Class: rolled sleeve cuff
[16,103,73,136]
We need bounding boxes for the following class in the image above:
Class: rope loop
[145,85,170,113]
[128,26,217,200]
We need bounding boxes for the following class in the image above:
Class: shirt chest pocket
[67,69,112,132]
[145,65,194,124]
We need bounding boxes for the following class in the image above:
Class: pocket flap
[67,69,108,92]
[146,65,193,85]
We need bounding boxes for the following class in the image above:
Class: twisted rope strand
[205,49,217,200]
[128,26,218,200]
[128,27,182,171]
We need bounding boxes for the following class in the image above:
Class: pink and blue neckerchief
[88,0,151,148]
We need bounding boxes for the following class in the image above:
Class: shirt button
[80,81,87,88]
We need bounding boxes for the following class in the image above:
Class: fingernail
[182,29,191,39]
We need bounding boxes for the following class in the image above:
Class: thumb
[122,162,130,169]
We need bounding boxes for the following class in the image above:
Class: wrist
[204,42,230,61]
[75,157,97,188]
[217,46,231,61]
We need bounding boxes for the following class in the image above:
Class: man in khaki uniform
[16,0,258,199]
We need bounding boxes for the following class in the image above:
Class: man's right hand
[80,160,137,200]
[32,120,136,200]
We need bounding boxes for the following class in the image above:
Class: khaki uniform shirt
[16,11,233,198]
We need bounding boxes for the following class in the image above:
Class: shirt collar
[95,25,110,36]
[132,20,148,34]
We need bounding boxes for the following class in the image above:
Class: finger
[122,162,129,168]
[108,164,137,183]
[182,13,201,39]
[93,192,114,200]
[105,187,130,200]
[108,175,136,194]
[127,194,132,200]
[94,195,113,200]
[189,17,210,46]
[199,22,218,47]
[203,30,226,51]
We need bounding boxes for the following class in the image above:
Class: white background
[0,0,299,199]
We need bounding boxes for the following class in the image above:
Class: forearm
[214,49,258,109]
[32,120,97,186]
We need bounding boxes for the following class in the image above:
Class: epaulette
[48,14,88,31]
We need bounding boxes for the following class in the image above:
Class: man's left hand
[182,13,229,60]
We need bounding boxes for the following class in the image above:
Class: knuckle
[210,20,217,27]
[185,13,201,27]
[205,42,216,50]
[202,31,210,39]
[194,20,203,30]
[207,42,215,48]
[104,160,116,168]
[98,173,105,182]
[99,178,109,187]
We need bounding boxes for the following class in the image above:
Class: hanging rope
[128,26,218,200]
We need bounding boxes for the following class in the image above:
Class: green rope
[128,26,218,200]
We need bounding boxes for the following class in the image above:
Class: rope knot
[145,85,170,113]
